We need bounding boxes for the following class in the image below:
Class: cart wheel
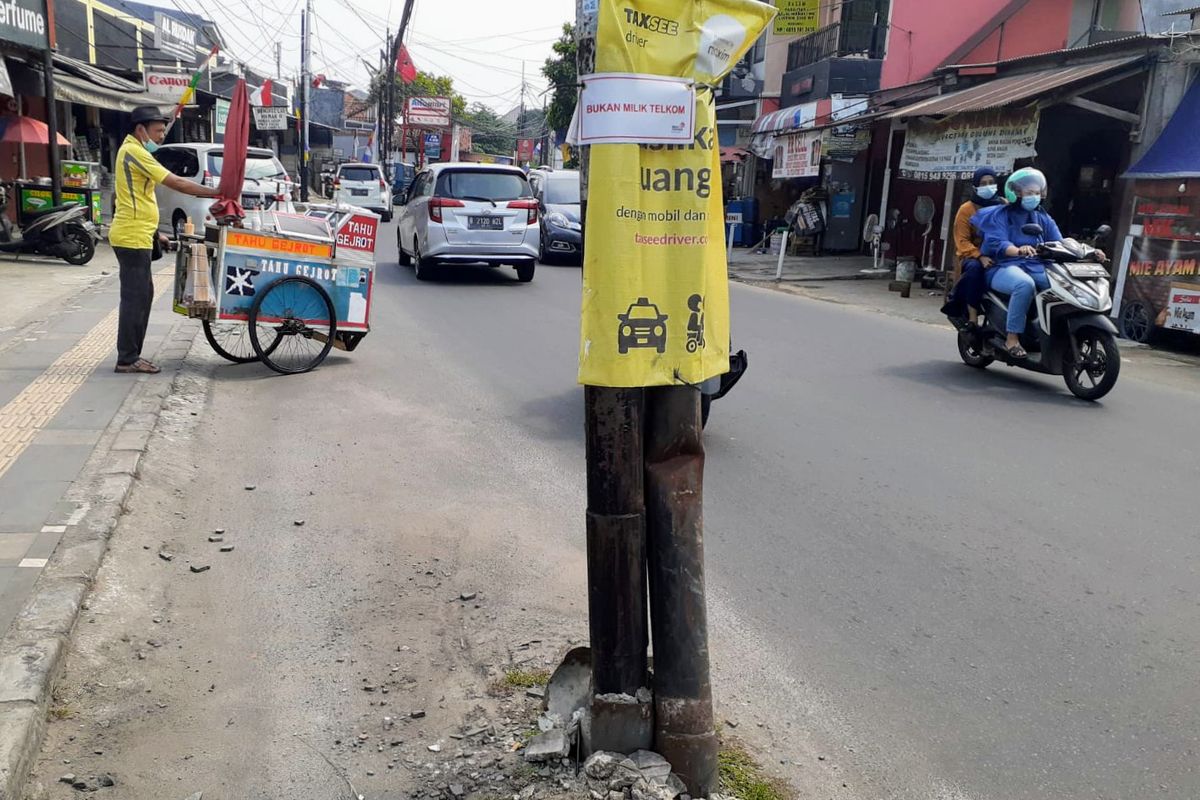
[1119,302,1153,343]
[202,319,281,364]
[248,276,336,375]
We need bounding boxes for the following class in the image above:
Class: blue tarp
[1125,78,1200,179]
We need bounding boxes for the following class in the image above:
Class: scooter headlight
[1069,286,1100,309]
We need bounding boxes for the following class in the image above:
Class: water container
[895,256,916,283]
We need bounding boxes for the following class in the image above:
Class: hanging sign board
[145,69,190,100]
[773,0,819,35]
[0,0,49,50]
[153,11,198,62]
[577,73,695,145]
[406,96,452,128]
[214,98,231,131]
[578,0,776,388]
[253,106,289,130]
[899,108,1039,180]
[772,130,821,178]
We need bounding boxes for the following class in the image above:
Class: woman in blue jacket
[970,168,1061,359]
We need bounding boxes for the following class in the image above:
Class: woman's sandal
[1004,344,1029,359]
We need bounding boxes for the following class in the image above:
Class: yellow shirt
[109,135,170,249]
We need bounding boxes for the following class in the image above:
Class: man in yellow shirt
[110,106,219,374]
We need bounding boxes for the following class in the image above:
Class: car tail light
[429,197,464,223]
[333,178,341,189]
[202,170,214,187]
[509,199,537,225]
[379,179,387,190]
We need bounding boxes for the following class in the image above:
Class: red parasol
[210,79,249,221]
[1,116,71,146]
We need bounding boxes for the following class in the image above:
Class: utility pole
[299,0,312,201]
[575,0,653,757]
[386,0,417,183]
[518,60,526,163]
[275,42,282,83]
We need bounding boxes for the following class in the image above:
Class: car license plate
[469,216,504,230]
[351,189,368,197]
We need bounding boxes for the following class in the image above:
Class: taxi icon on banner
[617,298,668,355]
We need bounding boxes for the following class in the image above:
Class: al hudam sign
[578,0,775,387]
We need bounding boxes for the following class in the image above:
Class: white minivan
[153,143,295,236]
[332,163,392,222]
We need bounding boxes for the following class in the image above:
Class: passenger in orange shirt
[942,167,1005,330]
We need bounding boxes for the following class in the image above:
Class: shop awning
[884,56,1143,118]
[751,102,818,135]
[54,71,161,112]
[1125,78,1200,179]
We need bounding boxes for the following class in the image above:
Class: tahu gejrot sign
[578,0,775,387]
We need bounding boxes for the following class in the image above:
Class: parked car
[396,162,540,283]
[332,163,392,222]
[535,169,582,264]
[153,143,294,236]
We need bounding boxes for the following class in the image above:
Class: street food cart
[174,204,379,374]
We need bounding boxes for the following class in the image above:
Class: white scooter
[955,224,1120,401]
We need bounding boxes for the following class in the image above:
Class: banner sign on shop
[0,0,49,50]
[252,106,289,130]
[577,73,695,145]
[578,0,776,387]
[144,69,190,100]
[153,11,198,62]
[214,98,230,131]
[406,96,452,127]
[772,130,821,178]
[1119,237,1200,335]
[773,0,819,35]
[899,108,1040,180]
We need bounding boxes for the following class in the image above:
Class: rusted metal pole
[644,385,716,796]
[577,0,651,753]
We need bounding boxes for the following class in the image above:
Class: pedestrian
[110,105,219,374]
[941,166,1005,329]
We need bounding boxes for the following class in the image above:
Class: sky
[179,0,575,113]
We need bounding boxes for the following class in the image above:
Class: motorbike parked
[0,185,97,265]
[955,224,1120,401]
[699,348,748,427]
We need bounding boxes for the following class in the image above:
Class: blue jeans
[989,265,1050,334]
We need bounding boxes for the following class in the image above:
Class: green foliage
[542,23,577,136]
[718,745,790,800]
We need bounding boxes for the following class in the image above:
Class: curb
[0,319,199,800]
[730,270,892,284]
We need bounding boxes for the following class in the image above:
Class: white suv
[153,143,294,236]
[332,163,392,222]
[396,163,539,282]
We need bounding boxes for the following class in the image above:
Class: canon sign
[0,0,49,50]
[145,70,191,100]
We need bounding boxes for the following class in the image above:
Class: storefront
[1112,76,1200,344]
[0,0,65,204]
[870,54,1147,272]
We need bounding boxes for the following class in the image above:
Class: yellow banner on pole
[579,0,776,388]
[773,0,820,36]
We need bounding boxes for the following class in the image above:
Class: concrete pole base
[584,691,654,756]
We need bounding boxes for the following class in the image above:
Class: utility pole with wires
[385,0,417,183]
[299,0,312,201]
[276,42,282,83]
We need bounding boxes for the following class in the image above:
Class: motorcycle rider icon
[686,294,705,353]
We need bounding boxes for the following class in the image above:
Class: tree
[542,23,576,136]
[462,103,515,156]
[370,69,467,119]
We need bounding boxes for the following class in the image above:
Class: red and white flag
[250,79,273,106]
[396,45,417,84]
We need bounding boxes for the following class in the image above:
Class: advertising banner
[0,0,49,50]
[144,69,190,100]
[899,108,1039,180]
[1119,236,1200,334]
[771,130,821,178]
[406,96,452,127]
[773,0,819,35]
[579,0,775,387]
[153,11,198,62]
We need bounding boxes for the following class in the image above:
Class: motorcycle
[954,223,1120,401]
[0,185,98,265]
[699,348,748,427]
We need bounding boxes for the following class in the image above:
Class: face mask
[976,185,997,200]
[143,139,160,154]
[1021,194,1041,211]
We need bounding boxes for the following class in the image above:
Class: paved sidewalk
[0,251,186,636]
[728,249,889,283]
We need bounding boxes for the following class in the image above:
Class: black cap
[130,105,169,127]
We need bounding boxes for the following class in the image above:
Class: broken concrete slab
[523,730,570,763]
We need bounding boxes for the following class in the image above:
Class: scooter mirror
[1021,223,1044,237]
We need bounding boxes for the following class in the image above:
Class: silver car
[396,163,540,283]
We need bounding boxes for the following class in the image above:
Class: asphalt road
[368,226,1200,800]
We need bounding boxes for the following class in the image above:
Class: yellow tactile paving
[0,270,173,481]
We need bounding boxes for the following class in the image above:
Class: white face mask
[976,184,997,200]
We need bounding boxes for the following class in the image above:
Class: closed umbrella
[210,79,249,222]
[0,116,71,146]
